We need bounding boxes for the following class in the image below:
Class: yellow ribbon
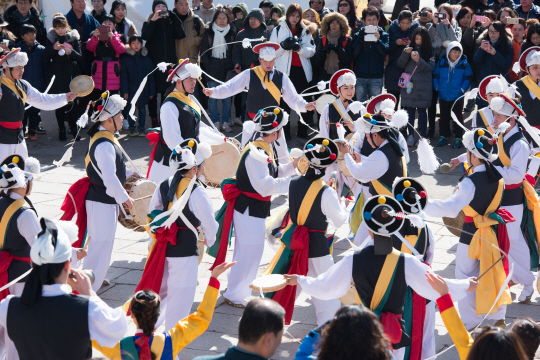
[84,130,121,173]
[522,75,540,101]
[166,91,201,117]
[1,77,26,105]
[253,66,281,104]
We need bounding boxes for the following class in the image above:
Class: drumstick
[133,194,153,202]
[83,236,91,252]
[197,77,206,90]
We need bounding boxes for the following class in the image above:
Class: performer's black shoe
[59,129,67,141]
[36,125,47,134]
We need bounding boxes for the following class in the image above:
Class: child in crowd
[433,41,473,149]
[121,35,155,137]
[18,24,48,141]
[44,13,82,141]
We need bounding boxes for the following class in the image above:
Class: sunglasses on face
[339,3,350,7]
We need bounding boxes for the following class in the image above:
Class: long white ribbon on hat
[0,268,32,293]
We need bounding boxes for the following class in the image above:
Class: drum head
[315,94,337,114]
[204,141,241,186]
[339,283,361,305]
[250,274,287,292]
[70,75,95,97]
[337,158,352,177]
[125,176,156,232]
[297,156,309,175]
[442,211,465,237]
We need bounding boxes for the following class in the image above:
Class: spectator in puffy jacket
[3,0,47,44]
[194,0,216,24]
[433,41,473,149]
[142,0,186,127]
[121,35,156,137]
[473,21,513,107]
[385,10,419,108]
[268,4,286,30]
[110,0,138,43]
[87,14,126,95]
[232,3,248,32]
[232,8,270,122]
[352,6,389,101]
[18,24,48,141]
[200,8,236,132]
[173,0,205,64]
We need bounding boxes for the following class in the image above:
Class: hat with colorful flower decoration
[463,128,499,162]
[169,138,213,171]
[167,58,203,83]
[90,91,127,122]
[0,154,40,190]
[0,48,28,69]
[354,112,408,134]
[251,105,289,134]
[303,137,339,168]
[363,194,405,238]
[392,177,427,214]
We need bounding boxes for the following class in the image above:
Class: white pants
[148,159,174,186]
[155,256,198,330]
[422,300,436,360]
[84,201,118,291]
[223,208,266,304]
[0,283,25,360]
[297,255,341,327]
[0,142,28,164]
[503,204,535,288]
[455,242,506,329]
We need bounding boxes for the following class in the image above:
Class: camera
[436,12,446,19]
[507,17,519,25]
[472,15,485,22]
[420,11,428,17]
[364,25,377,34]
[160,10,169,17]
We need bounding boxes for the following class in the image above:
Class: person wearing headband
[203,42,316,138]
[130,139,218,330]
[263,137,347,327]
[425,129,513,331]
[0,48,77,161]
[94,261,235,360]
[0,218,127,360]
[208,106,299,308]
[284,195,476,360]
[147,59,213,185]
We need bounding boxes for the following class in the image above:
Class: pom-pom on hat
[478,75,508,100]
[463,128,499,162]
[329,69,356,95]
[518,46,540,71]
[0,154,40,190]
[489,94,525,118]
[253,42,280,61]
[253,106,289,134]
[366,94,397,115]
[355,113,391,134]
[392,177,428,214]
[167,58,202,83]
[90,91,127,122]
[303,137,339,168]
[169,139,197,171]
[362,195,405,236]
[0,48,28,69]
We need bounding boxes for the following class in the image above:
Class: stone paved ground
[27,108,540,359]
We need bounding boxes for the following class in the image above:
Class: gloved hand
[280,37,294,51]
[327,43,338,51]
[291,42,301,51]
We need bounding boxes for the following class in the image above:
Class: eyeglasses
[488,30,499,34]
[339,3,350,7]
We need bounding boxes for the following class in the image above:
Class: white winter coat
[270,20,316,83]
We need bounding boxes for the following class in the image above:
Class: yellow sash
[370,248,400,310]
[371,156,407,196]
[168,177,192,211]
[478,109,494,134]
[263,179,326,276]
[479,110,512,166]
[464,178,512,315]
[84,130,121,172]
[253,66,281,104]
[402,229,421,255]
[1,77,26,105]
[522,75,540,101]
[0,199,25,249]
[166,91,201,118]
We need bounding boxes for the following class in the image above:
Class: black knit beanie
[152,0,168,12]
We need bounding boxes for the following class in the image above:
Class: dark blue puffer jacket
[17,40,48,92]
[120,47,156,106]
[433,54,474,102]
[384,19,419,93]
[352,26,389,79]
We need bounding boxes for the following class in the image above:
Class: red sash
[60,177,92,248]
[0,252,31,301]
[146,131,164,178]
[210,183,270,270]
[381,312,403,345]
[0,121,22,129]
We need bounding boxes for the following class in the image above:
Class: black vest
[0,197,32,282]
[368,142,404,196]
[235,148,277,218]
[492,130,527,206]
[516,80,540,127]
[155,97,201,166]
[459,171,501,245]
[7,294,92,360]
[358,134,377,186]
[86,134,127,204]
[352,247,409,349]
[159,179,201,257]
[289,177,329,258]
[392,221,429,262]
[0,80,27,144]
[327,102,355,140]
[247,69,283,115]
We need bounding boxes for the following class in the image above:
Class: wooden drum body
[118,176,157,232]
[204,139,241,187]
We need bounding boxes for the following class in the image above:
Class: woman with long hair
[110,0,138,43]
[336,0,364,35]
[521,22,540,54]
[200,7,236,132]
[270,3,317,139]
[317,306,393,360]
[303,8,321,34]
[497,6,516,27]
[397,26,434,145]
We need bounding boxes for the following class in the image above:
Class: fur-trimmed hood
[320,12,350,37]
[124,47,149,56]
[46,28,80,44]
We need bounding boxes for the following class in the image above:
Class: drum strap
[332,100,352,123]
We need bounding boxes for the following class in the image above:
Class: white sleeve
[404,255,470,302]
[209,70,250,99]
[94,142,129,204]
[425,226,435,265]
[189,186,218,247]
[424,177,475,218]
[297,254,353,300]
[245,153,291,197]
[321,187,347,228]
[17,209,40,246]
[24,81,68,110]
[493,140,528,185]
[471,111,478,128]
[277,161,296,178]
[398,132,410,163]
[88,297,128,348]
[344,151,388,183]
[457,153,467,163]
[318,106,330,138]
[148,183,164,212]
[0,296,12,330]
[353,132,363,153]
[281,74,308,113]
[160,102,183,151]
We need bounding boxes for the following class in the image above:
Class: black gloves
[327,43,338,51]
[281,37,294,51]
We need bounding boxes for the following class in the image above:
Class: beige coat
[174,9,205,64]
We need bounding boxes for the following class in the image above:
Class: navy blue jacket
[433,54,474,101]
[473,38,514,83]
[17,40,48,92]
[384,19,420,93]
[120,48,156,107]
[352,26,389,79]
[65,9,100,76]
